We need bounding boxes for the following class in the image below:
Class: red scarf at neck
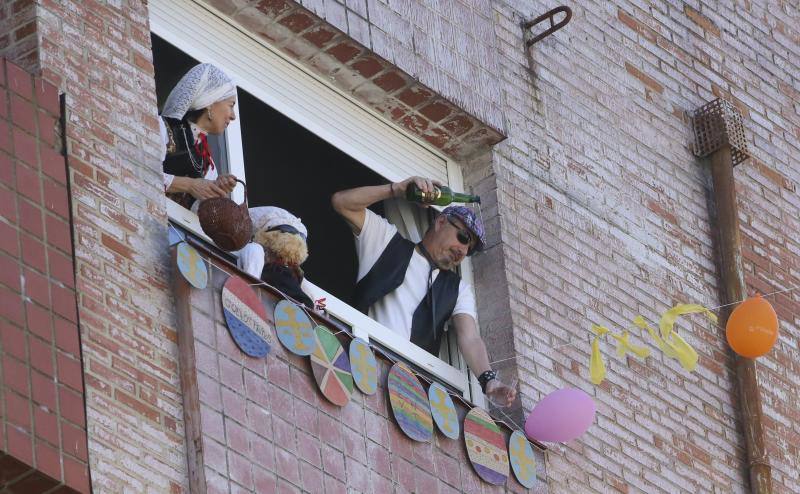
[194,132,215,174]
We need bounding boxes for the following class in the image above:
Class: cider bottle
[405,184,481,205]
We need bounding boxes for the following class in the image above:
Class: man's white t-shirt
[355,209,477,341]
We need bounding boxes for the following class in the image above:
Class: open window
[150,0,483,401]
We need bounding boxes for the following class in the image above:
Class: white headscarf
[161,63,236,120]
[250,206,308,239]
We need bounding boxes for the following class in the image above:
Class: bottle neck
[451,191,481,204]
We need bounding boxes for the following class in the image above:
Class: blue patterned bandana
[442,205,485,255]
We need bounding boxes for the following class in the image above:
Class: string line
[184,241,528,432]
[172,223,795,442]
[489,284,799,367]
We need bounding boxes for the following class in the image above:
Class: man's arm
[331,183,393,235]
[451,313,517,407]
[331,176,441,234]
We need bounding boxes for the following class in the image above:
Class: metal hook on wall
[523,6,572,47]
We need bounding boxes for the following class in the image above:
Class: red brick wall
[19,1,189,492]
[482,2,800,493]
[0,57,89,493]
[204,0,504,160]
[0,0,38,71]
[739,163,800,489]
[0,1,796,492]
[174,250,545,493]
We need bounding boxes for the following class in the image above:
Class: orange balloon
[726,295,779,358]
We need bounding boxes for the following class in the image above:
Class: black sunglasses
[445,216,474,248]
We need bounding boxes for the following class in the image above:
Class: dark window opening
[151,34,230,174]
[149,32,464,373]
[237,89,385,305]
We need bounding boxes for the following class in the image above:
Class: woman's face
[203,96,237,134]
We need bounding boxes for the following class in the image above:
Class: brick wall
[10,1,190,492]
[0,57,89,493]
[486,1,798,493]
[739,147,800,488]
[204,0,505,160]
[173,246,546,493]
[294,0,506,137]
[0,0,38,70]
[1,0,796,492]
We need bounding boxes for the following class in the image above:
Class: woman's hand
[215,174,238,194]
[187,177,228,200]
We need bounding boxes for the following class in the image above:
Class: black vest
[162,117,209,208]
[162,116,206,180]
[353,233,461,355]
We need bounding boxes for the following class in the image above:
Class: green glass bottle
[405,183,481,205]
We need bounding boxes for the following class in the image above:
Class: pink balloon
[525,388,596,443]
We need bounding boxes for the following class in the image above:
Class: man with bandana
[333,176,516,407]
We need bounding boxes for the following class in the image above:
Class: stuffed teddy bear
[238,206,313,308]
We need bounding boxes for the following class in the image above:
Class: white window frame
[151,0,484,402]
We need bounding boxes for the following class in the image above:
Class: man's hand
[392,176,443,202]
[485,379,517,408]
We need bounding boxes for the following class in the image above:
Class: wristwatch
[478,370,497,394]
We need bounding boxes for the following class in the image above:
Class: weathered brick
[625,62,664,94]
[254,0,294,18]
[39,144,66,184]
[34,406,59,446]
[17,198,43,238]
[35,78,60,117]
[12,127,38,168]
[373,71,406,93]
[29,335,54,376]
[279,12,316,33]
[11,94,37,135]
[326,42,361,63]
[20,232,46,273]
[350,56,383,78]
[5,426,34,467]
[5,62,33,100]
[6,390,32,429]
[44,213,72,255]
[42,179,69,219]
[302,25,339,48]
[684,5,720,37]
[418,101,452,122]
[63,455,90,492]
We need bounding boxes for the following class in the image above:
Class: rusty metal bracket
[523,6,572,47]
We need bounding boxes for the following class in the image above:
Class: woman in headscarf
[161,63,268,275]
[159,63,238,207]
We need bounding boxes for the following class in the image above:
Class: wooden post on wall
[692,99,772,493]
[171,245,208,493]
